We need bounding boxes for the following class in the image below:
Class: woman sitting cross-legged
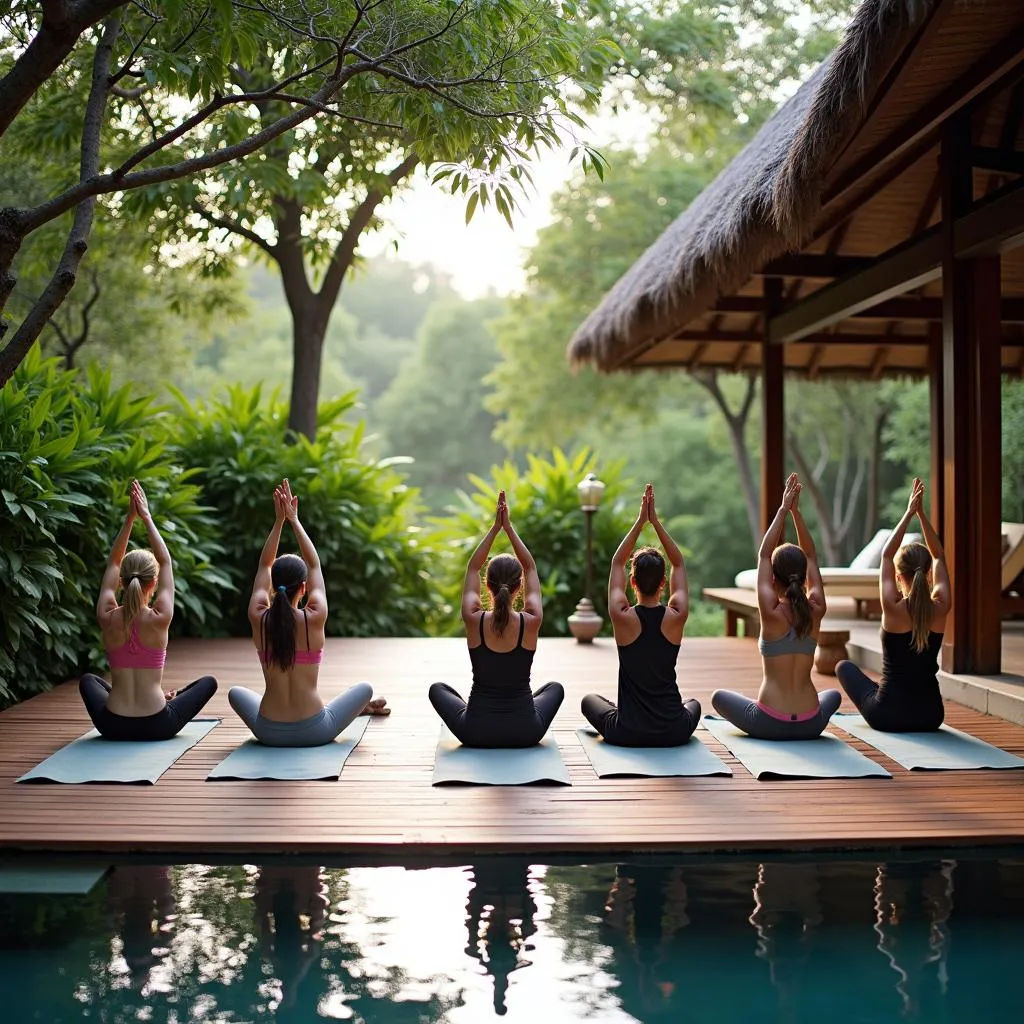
[835,478,950,732]
[228,479,388,747]
[711,472,841,739]
[581,484,700,747]
[428,490,564,748]
[81,480,217,740]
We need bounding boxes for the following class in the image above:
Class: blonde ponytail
[119,549,159,629]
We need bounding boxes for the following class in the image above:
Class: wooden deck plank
[0,637,1022,856]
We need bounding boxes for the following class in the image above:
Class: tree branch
[317,151,419,306]
[0,0,125,136]
[191,201,275,255]
[0,13,121,386]
[19,61,368,235]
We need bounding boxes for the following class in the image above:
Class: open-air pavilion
[569,0,1024,678]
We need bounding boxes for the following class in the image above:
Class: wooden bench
[702,587,850,675]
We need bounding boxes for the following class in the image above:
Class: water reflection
[873,859,955,1019]
[464,860,538,1015]
[1,856,1023,1023]
[106,864,176,993]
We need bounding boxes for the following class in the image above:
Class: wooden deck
[1,637,1024,858]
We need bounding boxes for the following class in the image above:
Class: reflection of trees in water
[463,858,538,1016]
[873,859,955,1020]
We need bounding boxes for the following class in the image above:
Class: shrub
[166,385,433,637]
[0,349,226,706]
[425,448,636,636]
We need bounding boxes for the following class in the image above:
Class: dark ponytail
[262,554,308,670]
[896,543,934,653]
[486,553,523,637]
[772,543,812,639]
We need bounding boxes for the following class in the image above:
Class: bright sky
[364,109,655,299]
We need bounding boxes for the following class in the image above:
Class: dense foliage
[0,349,227,706]
[425,448,636,637]
[168,384,433,638]
[0,352,431,706]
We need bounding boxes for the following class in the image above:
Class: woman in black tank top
[428,491,564,747]
[582,484,700,746]
[836,479,951,731]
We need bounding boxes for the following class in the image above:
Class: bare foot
[363,697,391,716]
[164,690,177,701]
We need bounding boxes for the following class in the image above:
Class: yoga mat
[832,713,1024,770]
[701,715,891,779]
[0,863,109,894]
[207,716,369,780]
[576,727,732,777]
[17,718,219,784]
[432,727,571,785]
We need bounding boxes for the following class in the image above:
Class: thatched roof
[568,0,939,371]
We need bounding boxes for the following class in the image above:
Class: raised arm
[915,494,951,612]
[501,500,543,624]
[131,481,175,623]
[757,473,798,613]
[280,478,327,620]
[881,479,922,611]
[462,492,504,625]
[609,486,649,622]
[96,499,136,623]
[249,489,286,623]
[648,485,688,622]
[789,489,824,614]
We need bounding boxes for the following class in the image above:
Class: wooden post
[761,277,785,535]
[940,114,1003,675]
[927,321,944,533]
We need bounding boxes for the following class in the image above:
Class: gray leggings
[228,682,373,747]
[711,688,842,740]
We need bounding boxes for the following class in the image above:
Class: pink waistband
[756,701,819,723]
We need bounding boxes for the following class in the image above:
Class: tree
[375,296,505,503]
[0,1,613,393]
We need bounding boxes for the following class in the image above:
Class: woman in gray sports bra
[711,473,841,739]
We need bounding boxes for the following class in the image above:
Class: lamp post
[567,472,605,643]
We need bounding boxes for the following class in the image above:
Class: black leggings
[581,694,701,747]
[79,673,218,741]
[428,681,565,748]
[835,661,944,732]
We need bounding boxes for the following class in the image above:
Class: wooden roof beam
[768,180,1024,343]
[756,255,873,279]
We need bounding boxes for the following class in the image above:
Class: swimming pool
[1,855,1022,1022]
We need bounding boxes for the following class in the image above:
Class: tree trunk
[692,370,760,545]
[287,308,328,438]
[863,406,889,546]
[788,433,842,564]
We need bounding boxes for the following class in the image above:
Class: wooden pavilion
[569,0,1024,677]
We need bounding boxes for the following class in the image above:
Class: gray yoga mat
[576,727,731,777]
[833,713,1024,770]
[0,863,109,894]
[432,727,571,785]
[17,718,219,784]
[207,715,369,780]
[701,715,891,779]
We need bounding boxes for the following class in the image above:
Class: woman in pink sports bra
[228,478,388,747]
[80,480,217,741]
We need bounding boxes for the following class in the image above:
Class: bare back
[98,606,169,716]
[250,607,327,721]
[757,597,825,715]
